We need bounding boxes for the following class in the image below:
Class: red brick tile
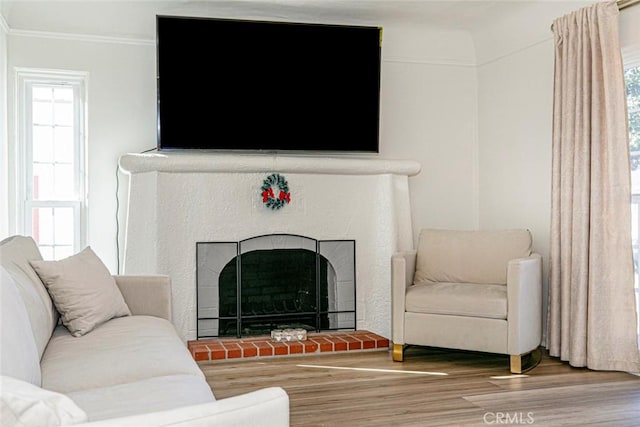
[222,342,240,350]
[340,336,362,350]
[209,348,226,360]
[362,338,376,350]
[224,343,242,359]
[376,338,390,349]
[256,343,274,357]
[272,342,289,356]
[332,338,348,352]
[192,348,210,362]
[311,337,333,352]
[239,343,258,358]
[287,342,304,354]
[303,341,319,353]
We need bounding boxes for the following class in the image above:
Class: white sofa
[0,235,289,426]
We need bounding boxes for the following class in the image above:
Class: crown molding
[383,56,476,68]
[8,27,154,46]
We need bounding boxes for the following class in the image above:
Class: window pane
[54,102,73,126]
[39,246,54,260]
[54,164,75,199]
[33,164,54,200]
[33,86,53,101]
[53,245,73,260]
[33,207,54,245]
[33,101,53,125]
[54,87,73,102]
[32,126,54,163]
[53,207,74,245]
[54,127,74,163]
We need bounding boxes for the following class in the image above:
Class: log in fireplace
[196,234,356,338]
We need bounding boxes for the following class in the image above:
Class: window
[17,70,88,260]
[626,65,640,341]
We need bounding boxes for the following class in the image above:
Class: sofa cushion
[41,316,204,394]
[0,268,41,386]
[405,282,507,320]
[414,229,532,285]
[30,247,131,337]
[67,375,215,421]
[0,375,88,426]
[0,236,57,359]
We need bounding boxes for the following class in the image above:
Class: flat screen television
[156,16,381,152]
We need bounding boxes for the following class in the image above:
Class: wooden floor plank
[199,347,640,426]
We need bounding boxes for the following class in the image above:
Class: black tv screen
[156,16,381,152]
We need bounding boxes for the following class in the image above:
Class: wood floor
[200,346,640,426]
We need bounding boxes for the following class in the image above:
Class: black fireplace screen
[196,234,356,338]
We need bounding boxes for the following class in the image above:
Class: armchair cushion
[414,229,532,285]
[405,282,507,319]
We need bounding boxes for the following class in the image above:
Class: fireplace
[196,234,356,338]
[119,152,420,341]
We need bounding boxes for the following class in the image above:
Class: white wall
[0,13,7,238]
[380,24,478,238]
[7,34,155,270]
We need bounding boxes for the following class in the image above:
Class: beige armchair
[391,229,542,373]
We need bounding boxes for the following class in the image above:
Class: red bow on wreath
[278,191,291,203]
[262,188,275,202]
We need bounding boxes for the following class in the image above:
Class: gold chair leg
[392,344,404,362]
[510,354,522,374]
[510,348,542,374]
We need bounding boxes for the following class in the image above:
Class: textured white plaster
[119,152,420,341]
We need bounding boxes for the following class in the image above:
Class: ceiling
[0,0,528,41]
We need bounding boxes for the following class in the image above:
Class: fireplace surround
[119,152,420,341]
[196,234,355,338]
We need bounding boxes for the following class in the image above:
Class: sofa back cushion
[0,236,57,359]
[414,229,533,285]
[0,268,41,386]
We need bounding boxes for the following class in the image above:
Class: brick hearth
[188,330,389,362]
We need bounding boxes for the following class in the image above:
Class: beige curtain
[548,1,640,372]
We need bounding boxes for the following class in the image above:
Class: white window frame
[16,69,89,256]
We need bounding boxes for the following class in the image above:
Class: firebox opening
[196,235,356,340]
[218,249,331,337]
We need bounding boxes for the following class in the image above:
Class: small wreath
[261,173,291,210]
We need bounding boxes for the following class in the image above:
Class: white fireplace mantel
[119,152,420,342]
[119,152,421,175]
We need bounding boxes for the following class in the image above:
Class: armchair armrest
[114,275,172,322]
[77,387,289,427]
[391,250,417,345]
[506,253,542,355]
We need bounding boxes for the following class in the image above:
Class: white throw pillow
[29,247,131,337]
[0,375,88,426]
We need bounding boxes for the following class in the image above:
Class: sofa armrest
[391,250,417,345]
[506,253,543,355]
[114,275,172,322]
[76,387,289,427]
